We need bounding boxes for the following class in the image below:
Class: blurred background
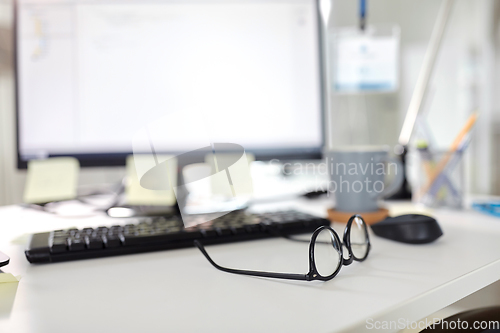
[0,0,499,206]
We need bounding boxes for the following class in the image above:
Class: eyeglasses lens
[350,217,368,259]
[314,229,342,277]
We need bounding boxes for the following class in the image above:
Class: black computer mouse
[371,214,443,244]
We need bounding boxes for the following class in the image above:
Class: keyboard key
[50,238,67,253]
[95,227,108,235]
[108,227,122,236]
[244,224,261,233]
[282,220,306,230]
[85,235,104,250]
[122,231,180,246]
[68,228,79,237]
[52,230,68,238]
[215,227,231,236]
[81,228,94,235]
[229,226,246,234]
[174,230,203,241]
[104,235,123,248]
[200,229,217,238]
[68,238,86,251]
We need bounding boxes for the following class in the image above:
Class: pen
[419,112,478,197]
[426,135,471,202]
[418,142,459,204]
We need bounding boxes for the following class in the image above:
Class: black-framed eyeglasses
[194,215,370,282]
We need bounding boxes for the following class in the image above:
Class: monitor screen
[15,0,325,168]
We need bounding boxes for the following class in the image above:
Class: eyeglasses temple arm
[194,240,309,281]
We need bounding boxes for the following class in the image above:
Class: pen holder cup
[411,149,465,209]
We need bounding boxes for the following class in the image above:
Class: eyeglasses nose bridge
[341,242,354,266]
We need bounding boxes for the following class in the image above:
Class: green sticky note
[23,157,79,204]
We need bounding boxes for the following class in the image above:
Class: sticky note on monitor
[23,157,79,204]
[205,152,254,197]
[125,155,177,206]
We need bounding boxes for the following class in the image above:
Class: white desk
[1,198,500,333]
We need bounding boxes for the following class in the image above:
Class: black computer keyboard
[25,210,330,263]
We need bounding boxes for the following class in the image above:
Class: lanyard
[360,0,367,31]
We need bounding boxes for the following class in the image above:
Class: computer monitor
[15,0,326,168]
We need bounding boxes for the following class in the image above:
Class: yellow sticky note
[125,155,177,206]
[24,157,79,204]
[205,153,254,196]
[0,274,20,318]
[0,273,20,284]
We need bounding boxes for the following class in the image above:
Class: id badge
[332,24,400,93]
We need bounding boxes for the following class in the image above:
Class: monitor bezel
[14,0,327,169]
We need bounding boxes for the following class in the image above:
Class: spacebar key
[122,233,176,246]
[122,231,201,246]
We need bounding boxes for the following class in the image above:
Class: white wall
[328,0,497,194]
[0,0,19,206]
[491,0,500,195]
